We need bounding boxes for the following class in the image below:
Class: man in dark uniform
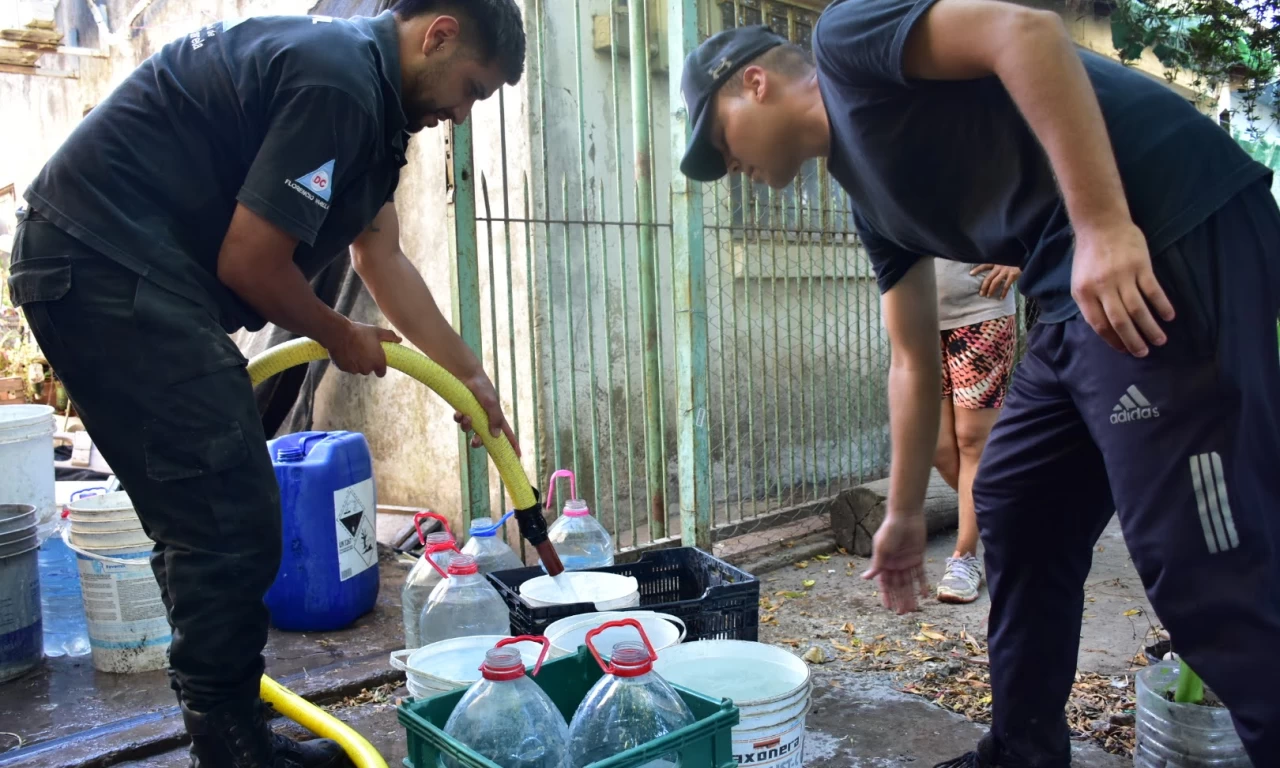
[7,1,523,765]
[676,0,1280,765]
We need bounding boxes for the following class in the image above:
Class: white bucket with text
[62,526,170,674]
[653,639,813,768]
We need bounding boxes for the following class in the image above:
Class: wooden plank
[1,28,64,46]
[0,48,40,67]
[830,469,959,556]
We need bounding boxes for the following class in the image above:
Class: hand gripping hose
[245,338,560,768]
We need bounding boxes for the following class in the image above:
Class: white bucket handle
[61,525,151,566]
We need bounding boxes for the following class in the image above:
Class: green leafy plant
[1174,658,1205,704]
[1108,0,1280,137]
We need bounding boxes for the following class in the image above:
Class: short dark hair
[720,42,814,94]
[391,0,526,84]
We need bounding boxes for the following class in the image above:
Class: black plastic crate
[485,547,759,641]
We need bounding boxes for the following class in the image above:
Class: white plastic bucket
[543,611,685,660]
[67,491,137,519]
[68,528,154,548]
[519,572,640,610]
[68,492,153,552]
[653,640,813,768]
[0,507,41,683]
[0,405,57,533]
[61,527,170,674]
[389,635,546,699]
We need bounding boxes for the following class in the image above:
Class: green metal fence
[450,0,891,556]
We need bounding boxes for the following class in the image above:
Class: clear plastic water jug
[542,469,613,571]
[39,516,90,658]
[567,619,695,767]
[462,511,524,573]
[402,512,459,649]
[440,636,570,768]
[419,554,512,646]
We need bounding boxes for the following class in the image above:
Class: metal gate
[446,0,891,556]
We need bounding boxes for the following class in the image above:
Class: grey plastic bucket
[0,506,42,683]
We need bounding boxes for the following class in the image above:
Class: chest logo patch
[295,159,335,202]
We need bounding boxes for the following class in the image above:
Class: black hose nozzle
[515,488,565,576]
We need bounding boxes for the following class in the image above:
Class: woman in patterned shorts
[932,260,1021,603]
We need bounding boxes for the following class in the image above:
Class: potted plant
[1135,657,1251,766]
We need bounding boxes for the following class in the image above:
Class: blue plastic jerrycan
[265,431,380,631]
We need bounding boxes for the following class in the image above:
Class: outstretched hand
[862,512,930,614]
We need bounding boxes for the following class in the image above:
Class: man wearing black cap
[678,0,1280,765]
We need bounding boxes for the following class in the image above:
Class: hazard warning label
[334,478,377,581]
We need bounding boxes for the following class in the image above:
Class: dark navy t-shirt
[23,12,410,332]
[813,0,1271,323]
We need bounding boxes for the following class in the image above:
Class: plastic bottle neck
[607,642,653,677]
[562,499,591,518]
[468,522,498,539]
[480,647,526,681]
[446,554,480,576]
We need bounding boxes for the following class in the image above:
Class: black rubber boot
[183,698,353,768]
[934,732,1002,767]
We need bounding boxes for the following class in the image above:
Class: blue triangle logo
[295,159,335,201]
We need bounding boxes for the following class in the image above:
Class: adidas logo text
[1110,385,1159,424]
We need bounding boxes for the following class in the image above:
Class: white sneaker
[937,554,983,604]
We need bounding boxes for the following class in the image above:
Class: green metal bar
[806,191,819,495]
[595,178,621,543]
[669,0,711,548]
[445,120,490,521]
[533,0,561,474]
[711,178,731,526]
[561,176,581,478]
[824,179,834,494]
[522,174,539,557]
[497,92,521,526]
[609,7,640,549]
[768,188,784,506]
[629,0,666,541]
[747,189,757,519]
[480,173,504,513]
[722,182,745,521]
[850,189,867,482]
[783,192,798,503]
[572,0,603,514]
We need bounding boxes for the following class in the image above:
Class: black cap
[679,25,788,182]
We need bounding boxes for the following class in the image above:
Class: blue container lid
[273,431,348,463]
[469,510,514,538]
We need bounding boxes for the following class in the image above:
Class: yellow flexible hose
[246,337,539,768]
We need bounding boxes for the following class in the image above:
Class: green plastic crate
[397,645,739,768]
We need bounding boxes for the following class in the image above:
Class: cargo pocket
[7,255,72,306]
[131,278,248,385]
[7,254,74,368]
[144,418,249,483]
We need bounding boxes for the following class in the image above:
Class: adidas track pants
[973,176,1280,766]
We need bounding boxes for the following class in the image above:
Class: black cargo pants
[8,210,282,710]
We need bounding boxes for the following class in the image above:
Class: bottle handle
[544,469,577,511]
[413,511,452,545]
[584,618,656,674]
[496,635,552,677]
[421,542,460,581]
